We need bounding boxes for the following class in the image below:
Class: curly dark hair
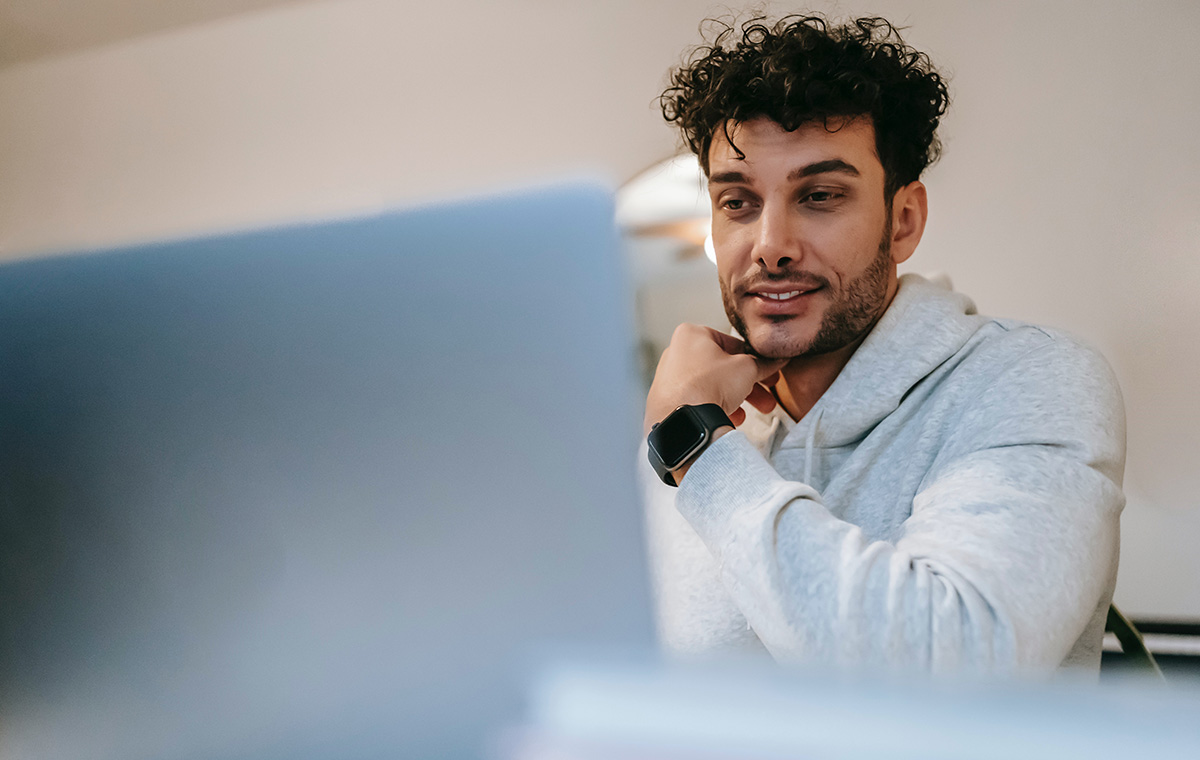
[661,14,950,197]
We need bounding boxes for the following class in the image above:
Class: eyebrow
[708,159,861,185]
[789,159,860,180]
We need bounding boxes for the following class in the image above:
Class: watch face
[648,406,708,469]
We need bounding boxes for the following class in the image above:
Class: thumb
[755,359,788,383]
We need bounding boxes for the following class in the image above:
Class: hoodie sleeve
[674,338,1125,674]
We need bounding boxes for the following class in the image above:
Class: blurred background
[1,0,1197,628]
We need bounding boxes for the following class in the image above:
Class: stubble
[721,224,894,360]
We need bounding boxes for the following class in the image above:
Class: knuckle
[671,322,700,339]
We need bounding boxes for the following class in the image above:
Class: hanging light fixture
[616,153,713,263]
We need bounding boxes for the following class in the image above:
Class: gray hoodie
[643,274,1125,675]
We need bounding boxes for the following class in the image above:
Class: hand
[644,323,786,437]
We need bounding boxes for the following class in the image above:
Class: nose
[753,203,798,272]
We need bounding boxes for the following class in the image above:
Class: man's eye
[803,190,842,204]
[722,199,746,210]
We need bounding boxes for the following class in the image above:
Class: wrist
[646,403,734,487]
[668,425,734,484]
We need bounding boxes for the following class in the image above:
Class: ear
[888,180,928,265]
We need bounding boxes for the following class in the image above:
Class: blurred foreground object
[502,659,1200,759]
[0,181,654,760]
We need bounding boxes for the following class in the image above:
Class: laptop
[0,182,656,759]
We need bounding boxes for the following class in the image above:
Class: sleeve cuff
[676,431,800,546]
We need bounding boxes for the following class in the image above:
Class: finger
[755,359,788,382]
[705,328,750,355]
[729,406,746,426]
[745,382,778,414]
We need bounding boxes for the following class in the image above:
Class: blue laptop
[0,182,655,759]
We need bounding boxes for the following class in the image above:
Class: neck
[773,277,901,422]
[772,338,863,422]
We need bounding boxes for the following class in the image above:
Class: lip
[745,284,823,315]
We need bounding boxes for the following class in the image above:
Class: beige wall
[1,0,1197,618]
[0,0,712,256]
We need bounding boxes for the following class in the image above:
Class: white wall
[0,0,713,256]
[1,0,1197,618]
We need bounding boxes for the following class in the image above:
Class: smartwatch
[647,403,734,486]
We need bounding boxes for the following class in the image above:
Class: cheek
[705,235,734,279]
[714,256,738,289]
[711,229,746,276]
[810,223,879,281]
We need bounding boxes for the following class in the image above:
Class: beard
[721,221,894,360]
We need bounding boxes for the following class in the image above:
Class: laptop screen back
[0,182,655,759]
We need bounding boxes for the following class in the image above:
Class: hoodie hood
[760,274,987,452]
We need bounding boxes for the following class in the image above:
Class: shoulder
[959,319,1123,408]
[889,276,1120,398]
[936,319,1126,480]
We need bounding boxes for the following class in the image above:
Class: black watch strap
[646,403,734,486]
[686,403,735,436]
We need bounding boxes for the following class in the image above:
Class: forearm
[676,432,1119,673]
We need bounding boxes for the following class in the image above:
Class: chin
[746,324,817,360]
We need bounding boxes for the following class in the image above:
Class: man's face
[707,116,901,360]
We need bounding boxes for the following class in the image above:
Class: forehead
[707,116,882,177]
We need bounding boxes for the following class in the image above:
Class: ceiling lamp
[616,154,713,262]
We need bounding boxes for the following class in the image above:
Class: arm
[674,341,1125,674]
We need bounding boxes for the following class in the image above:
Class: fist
[644,323,786,436]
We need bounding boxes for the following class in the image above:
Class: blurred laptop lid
[505,660,1200,759]
[0,181,655,759]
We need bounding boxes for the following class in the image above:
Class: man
[642,15,1124,674]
